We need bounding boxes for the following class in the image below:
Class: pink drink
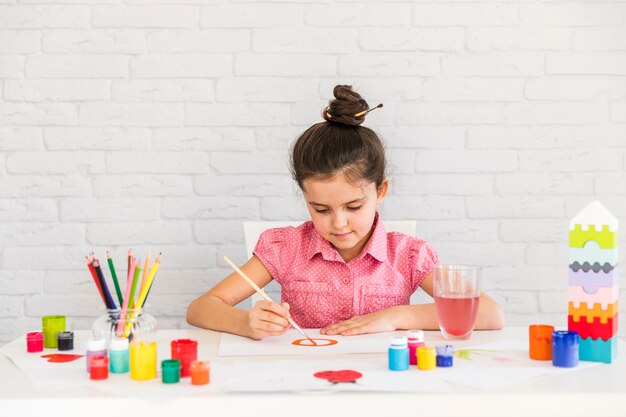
[434,294,480,338]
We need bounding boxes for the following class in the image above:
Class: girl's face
[302,173,388,263]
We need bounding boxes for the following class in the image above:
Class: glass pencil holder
[92,308,157,348]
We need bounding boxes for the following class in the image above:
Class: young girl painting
[187,85,505,339]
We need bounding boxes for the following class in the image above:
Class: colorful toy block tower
[568,200,619,363]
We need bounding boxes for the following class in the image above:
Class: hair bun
[322,85,369,126]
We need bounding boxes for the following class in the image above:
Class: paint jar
[109,337,130,374]
[42,315,66,349]
[86,338,107,372]
[26,332,44,353]
[92,308,157,347]
[171,339,198,378]
[57,331,74,351]
[388,336,409,371]
[436,344,454,367]
[417,346,436,370]
[130,340,157,380]
[552,330,579,368]
[89,356,109,380]
[161,359,181,384]
[407,330,425,366]
[529,324,554,360]
[190,360,210,386]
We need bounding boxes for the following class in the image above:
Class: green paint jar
[42,315,66,349]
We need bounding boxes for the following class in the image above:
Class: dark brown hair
[290,85,386,190]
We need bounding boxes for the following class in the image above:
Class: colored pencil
[86,255,105,303]
[116,257,136,337]
[136,253,161,309]
[139,251,151,299]
[222,255,316,345]
[124,254,161,337]
[106,251,123,307]
[92,259,117,310]
[129,259,141,309]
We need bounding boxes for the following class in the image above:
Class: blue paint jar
[552,330,579,368]
[388,336,409,371]
[436,344,454,367]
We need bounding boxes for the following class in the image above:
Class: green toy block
[569,224,618,249]
[579,335,618,364]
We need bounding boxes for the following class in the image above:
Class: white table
[1,327,626,417]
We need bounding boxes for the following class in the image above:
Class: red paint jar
[171,339,197,378]
[190,360,210,385]
[26,332,44,353]
[89,356,109,380]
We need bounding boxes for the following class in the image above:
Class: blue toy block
[579,335,618,363]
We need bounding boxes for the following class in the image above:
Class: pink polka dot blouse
[253,214,439,328]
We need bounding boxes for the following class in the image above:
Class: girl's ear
[377,178,389,202]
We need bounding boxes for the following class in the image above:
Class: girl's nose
[332,212,348,229]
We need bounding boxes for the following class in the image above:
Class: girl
[187,85,505,340]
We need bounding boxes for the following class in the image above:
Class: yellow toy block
[569,224,617,249]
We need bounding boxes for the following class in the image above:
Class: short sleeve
[409,239,439,291]
[253,228,287,281]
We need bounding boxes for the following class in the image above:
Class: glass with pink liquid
[433,265,481,340]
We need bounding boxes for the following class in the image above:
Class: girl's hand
[246,300,291,340]
[320,309,396,336]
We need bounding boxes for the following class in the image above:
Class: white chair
[243,220,417,307]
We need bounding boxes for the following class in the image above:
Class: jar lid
[190,360,210,371]
[26,331,43,341]
[110,337,129,350]
[87,338,106,351]
[407,330,424,342]
[390,336,407,347]
[57,331,73,340]
[552,330,579,344]
[171,339,198,348]
[435,344,454,356]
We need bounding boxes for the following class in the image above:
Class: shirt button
[343,278,350,284]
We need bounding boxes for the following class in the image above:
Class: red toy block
[568,314,618,341]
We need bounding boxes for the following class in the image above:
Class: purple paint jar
[86,338,107,372]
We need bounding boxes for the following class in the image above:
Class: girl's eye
[347,206,362,211]
[314,209,329,214]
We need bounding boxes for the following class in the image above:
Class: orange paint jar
[529,324,555,360]
[190,360,210,385]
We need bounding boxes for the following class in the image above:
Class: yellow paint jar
[130,340,157,380]
[417,346,436,370]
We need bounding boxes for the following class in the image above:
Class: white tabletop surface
[1,327,626,417]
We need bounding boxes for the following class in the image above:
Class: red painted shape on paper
[314,370,363,384]
[41,353,84,363]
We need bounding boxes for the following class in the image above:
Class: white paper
[444,340,602,390]
[225,359,451,393]
[219,329,394,356]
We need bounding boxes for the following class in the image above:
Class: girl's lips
[333,232,352,239]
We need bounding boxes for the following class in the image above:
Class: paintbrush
[223,255,317,346]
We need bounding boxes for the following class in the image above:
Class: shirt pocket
[282,281,333,329]
[360,285,408,316]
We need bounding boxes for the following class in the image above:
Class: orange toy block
[568,301,618,324]
[568,314,618,341]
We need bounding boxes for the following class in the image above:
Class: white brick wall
[1,0,625,345]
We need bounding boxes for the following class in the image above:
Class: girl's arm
[322,272,505,336]
[186,255,291,339]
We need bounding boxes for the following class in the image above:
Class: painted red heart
[41,354,84,363]
[314,370,363,384]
